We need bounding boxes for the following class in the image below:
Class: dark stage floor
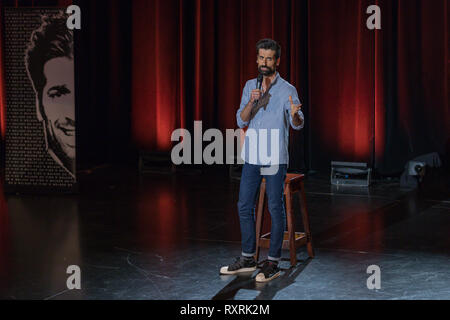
[0,165,449,300]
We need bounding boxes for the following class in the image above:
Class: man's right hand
[250,89,262,103]
[240,89,262,124]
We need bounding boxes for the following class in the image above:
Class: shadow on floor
[212,258,312,300]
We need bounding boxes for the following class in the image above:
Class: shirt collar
[263,72,280,92]
[271,72,280,84]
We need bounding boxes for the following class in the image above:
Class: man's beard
[258,65,276,76]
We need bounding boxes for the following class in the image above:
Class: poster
[3,8,77,193]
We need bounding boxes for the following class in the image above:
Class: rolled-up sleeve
[236,81,251,128]
[290,109,305,130]
[287,87,304,130]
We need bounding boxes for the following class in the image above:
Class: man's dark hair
[256,38,281,60]
[25,12,73,100]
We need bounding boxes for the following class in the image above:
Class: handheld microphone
[256,73,263,90]
[254,73,264,106]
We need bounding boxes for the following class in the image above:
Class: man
[25,12,76,178]
[220,39,304,282]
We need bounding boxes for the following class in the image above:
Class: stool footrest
[258,232,307,250]
[255,174,314,265]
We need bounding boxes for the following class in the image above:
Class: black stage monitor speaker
[331,161,371,187]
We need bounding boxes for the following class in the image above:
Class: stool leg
[285,188,297,267]
[255,182,266,263]
[299,181,314,258]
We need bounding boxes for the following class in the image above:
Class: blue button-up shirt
[236,73,304,165]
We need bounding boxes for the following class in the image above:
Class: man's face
[41,56,75,161]
[257,49,280,76]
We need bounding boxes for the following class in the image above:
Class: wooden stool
[255,173,314,267]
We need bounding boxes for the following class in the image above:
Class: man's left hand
[289,95,302,118]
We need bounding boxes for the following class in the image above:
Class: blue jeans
[237,163,287,261]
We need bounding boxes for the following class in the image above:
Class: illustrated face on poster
[25,12,76,178]
[41,57,76,175]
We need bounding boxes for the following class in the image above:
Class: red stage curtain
[0,0,448,172]
[130,0,448,173]
[308,0,376,169]
[375,0,449,174]
[131,0,309,155]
